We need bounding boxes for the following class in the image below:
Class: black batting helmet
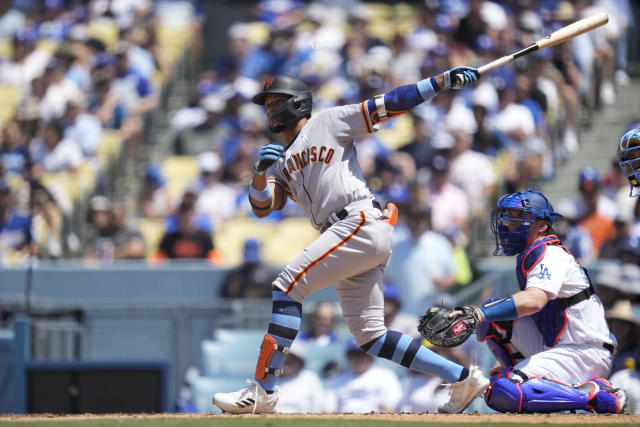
[252,75,312,127]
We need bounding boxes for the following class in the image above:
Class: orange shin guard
[255,335,278,382]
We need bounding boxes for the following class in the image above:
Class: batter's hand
[254,143,284,175]
[443,66,479,90]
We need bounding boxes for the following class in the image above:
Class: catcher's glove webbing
[418,306,479,348]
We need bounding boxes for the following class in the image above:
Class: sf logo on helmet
[264,78,274,90]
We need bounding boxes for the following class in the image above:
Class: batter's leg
[336,268,472,384]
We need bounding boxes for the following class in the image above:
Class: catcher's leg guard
[576,380,625,413]
[485,370,589,413]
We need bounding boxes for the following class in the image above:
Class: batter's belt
[321,200,382,233]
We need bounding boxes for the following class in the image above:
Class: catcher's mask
[490,189,561,256]
[252,75,312,132]
[617,128,640,197]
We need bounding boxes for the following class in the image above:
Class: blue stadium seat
[303,341,346,377]
[213,329,264,346]
[200,339,257,378]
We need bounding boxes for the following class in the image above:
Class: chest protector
[516,236,595,347]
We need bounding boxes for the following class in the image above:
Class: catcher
[419,188,628,414]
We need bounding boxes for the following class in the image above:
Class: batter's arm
[360,68,475,131]
[248,174,284,218]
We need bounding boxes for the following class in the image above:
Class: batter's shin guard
[255,290,301,392]
[485,370,589,413]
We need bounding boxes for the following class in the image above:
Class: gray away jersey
[266,103,374,230]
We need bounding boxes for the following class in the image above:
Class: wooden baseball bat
[456,12,609,84]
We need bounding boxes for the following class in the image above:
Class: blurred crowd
[0,0,200,264]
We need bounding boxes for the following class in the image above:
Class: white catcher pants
[510,316,614,384]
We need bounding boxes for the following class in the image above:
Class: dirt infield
[1,413,639,424]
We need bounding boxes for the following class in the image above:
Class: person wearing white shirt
[277,341,325,413]
[324,339,402,413]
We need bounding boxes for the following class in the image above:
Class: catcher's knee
[486,370,589,413]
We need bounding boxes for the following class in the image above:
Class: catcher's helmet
[252,75,312,128]
[490,188,561,256]
[617,128,640,197]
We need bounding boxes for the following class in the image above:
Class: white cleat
[212,379,279,414]
[438,365,490,414]
[613,388,629,414]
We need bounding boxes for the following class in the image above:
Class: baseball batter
[617,128,640,197]
[213,68,490,414]
[457,188,627,413]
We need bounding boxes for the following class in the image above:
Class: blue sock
[255,290,301,392]
[360,330,464,383]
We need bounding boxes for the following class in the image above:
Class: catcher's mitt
[418,306,479,348]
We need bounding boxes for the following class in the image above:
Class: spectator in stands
[1,119,30,176]
[606,299,640,374]
[30,120,83,174]
[137,163,172,219]
[593,263,623,310]
[174,93,229,155]
[324,339,402,413]
[29,181,63,259]
[84,195,146,262]
[492,80,543,189]
[0,28,51,87]
[276,340,325,413]
[298,302,338,346]
[40,55,84,122]
[609,337,640,414]
[426,154,470,240]
[559,166,618,222]
[0,179,34,264]
[192,151,237,227]
[385,204,457,316]
[62,93,102,158]
[220,238,277,298]
[164,188,212,234]
[382,282,419,338]
[156,198,219,261]
[0,0,25,40]
[448,122,497,224]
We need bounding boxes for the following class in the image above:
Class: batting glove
[253,143,284,175]
[443,66,479,90]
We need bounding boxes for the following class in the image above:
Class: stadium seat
[136,218,166,257]
[96,130,124,170]
[213,218,276,266]
[0,84,20,127]
[304,341,346,377]
[262,218,318,266]
[200,339,257,378]
[161,156,200,205]
[213,329,263,346]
